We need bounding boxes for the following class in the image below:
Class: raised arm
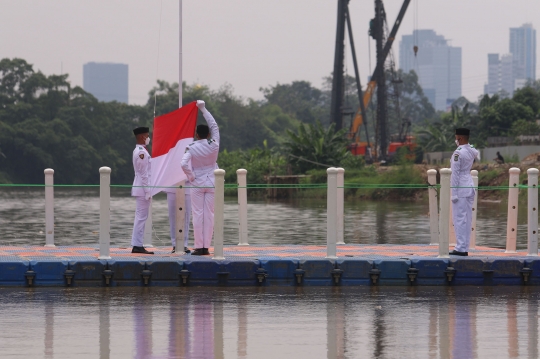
[197,100,219,145]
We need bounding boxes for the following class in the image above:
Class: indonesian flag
[150,101,198,196]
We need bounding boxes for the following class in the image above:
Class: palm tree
[283,121,349,173]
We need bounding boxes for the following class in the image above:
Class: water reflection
[134,291,153,358]
[1,287,538,358]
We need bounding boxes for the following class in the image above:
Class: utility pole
[374,0,387,161]
[330,0,348,131]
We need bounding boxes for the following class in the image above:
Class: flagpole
[179,0,183,107]
[175,0,187,251]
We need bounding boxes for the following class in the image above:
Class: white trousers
[191,180,215,249]
[166,192,191,248]
[131,196,151,247]
[452,196,474,252]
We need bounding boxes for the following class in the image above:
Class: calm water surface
[0,188,526,249]
[0,286,538,358]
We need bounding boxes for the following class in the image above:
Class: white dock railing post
[175,181,186,249]
[470,170,479,250]
[336,168,345,245]
[213,169,226,260]
[439,168,451,258]
[237,169,249,246]
[427,169,438,245]
[326,167,338,259]
[44,168,55,247]
[98,167,112,260]
[506,167,520,253]
[527,168,539,256]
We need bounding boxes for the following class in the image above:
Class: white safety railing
[237,169,249,246]
[44,168,55,247]
[427,169,438,245]
[98,167,112,260]
[438,168,451,258]
[527,168,539,256]
[336,167,345,245]
[506,167,520,253]
[470,170,479,250]
[326,167,338,259]
[213,169,226,260]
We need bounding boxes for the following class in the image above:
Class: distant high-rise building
[399,29,462,111]
[510,23,536,82]
[83,62,128,103]
[485,24,536,97]
[485,54,521,97]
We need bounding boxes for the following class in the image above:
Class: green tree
[283,121,350,173]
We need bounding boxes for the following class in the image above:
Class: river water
[0,189,537,358]
[0,286,539,358]
[0,188,529,249]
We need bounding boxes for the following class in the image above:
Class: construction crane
[330,0,411,162]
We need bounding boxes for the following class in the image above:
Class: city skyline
[485,23,536,97]
[1,1,540,106]
[399,29,462,111]
[83,62,129,103]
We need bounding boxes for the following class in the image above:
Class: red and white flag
[150,102,198,196]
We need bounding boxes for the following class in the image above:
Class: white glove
[145,192,152,201]
[451,196,458,203]
[196,100,205,110]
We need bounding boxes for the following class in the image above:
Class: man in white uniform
[449,128,479,256]
[131,127,154,254]
[165,181,192,254]
[181,100,219,256]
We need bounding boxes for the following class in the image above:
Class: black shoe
[132,246,154,254]
[171,246,176,254]
[449,250,468,256]
[191,248,210,256]
[202,248,209,255]
[184,247,191,254]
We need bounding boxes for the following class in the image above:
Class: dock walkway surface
[1,244,540,287]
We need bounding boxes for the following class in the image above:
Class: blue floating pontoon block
[412,259,449,286]
[146,260,184,286]
[450,258,487,285]
[260,259,299,286]
[525,258,540,285]
[0,260,29,286]
[222,260,259,286]
[299,260,334,286]
[30,260,69,286]
[488,259,524,285]
[68,260,106,287]
[374,259,410,285]
[107,260,146,286]
[336,259,372,286]
[183,260,221,286]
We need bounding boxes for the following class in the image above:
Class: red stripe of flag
[152,101,198,157]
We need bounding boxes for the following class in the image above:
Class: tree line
[5,56,511,187]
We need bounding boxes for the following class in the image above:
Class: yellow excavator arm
[348,80,377,141]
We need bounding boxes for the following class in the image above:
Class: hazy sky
[1,0,539,105]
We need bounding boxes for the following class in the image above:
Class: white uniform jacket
[450,144,479,200]
[181,109,220,187]
[131,145,151,197]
